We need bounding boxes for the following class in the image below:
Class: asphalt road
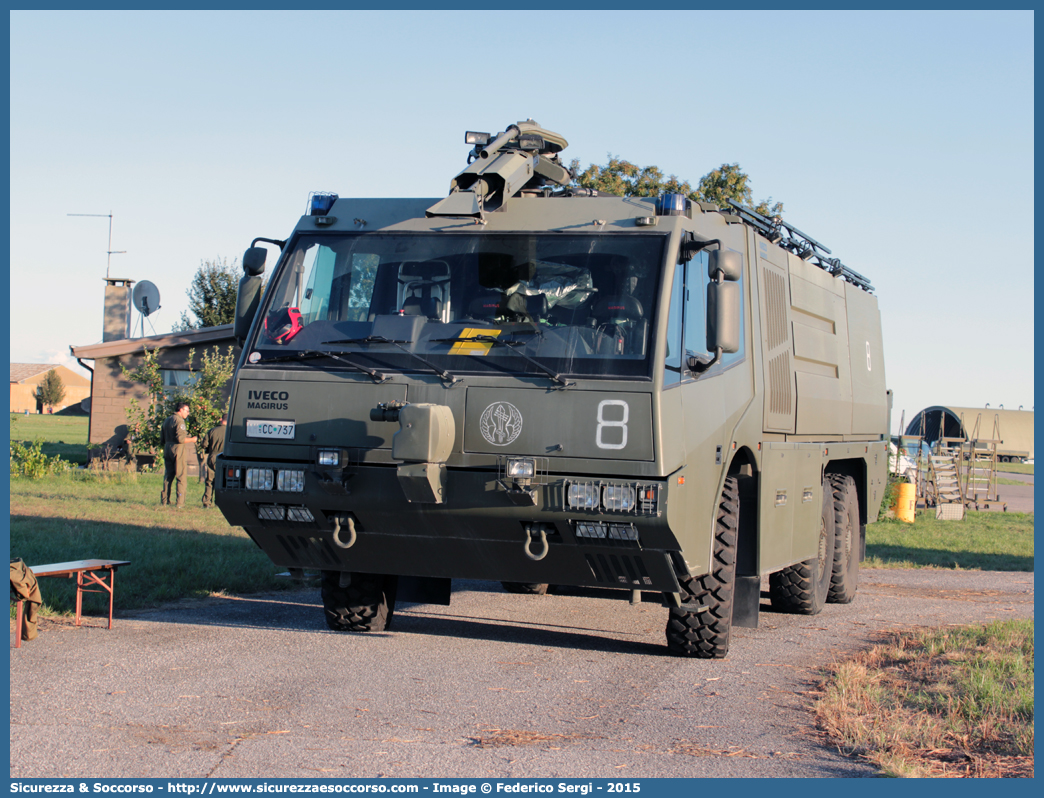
[991,472,1034,513]
[10,568,1034,780]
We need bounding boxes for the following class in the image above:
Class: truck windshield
[248,233,666,380]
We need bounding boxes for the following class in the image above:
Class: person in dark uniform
[201,415,227,508]
[160,402,197,508]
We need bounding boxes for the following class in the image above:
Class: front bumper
[215,461,684,593]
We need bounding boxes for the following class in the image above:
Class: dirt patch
[669,741,802,760]
[468,729,602,748]
[865,584,1030,603]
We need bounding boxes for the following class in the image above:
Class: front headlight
[277,469,305,492]
[246,468,274,490]
[602,484,636,512]
[567,482,600,509]
[505,457,536,479]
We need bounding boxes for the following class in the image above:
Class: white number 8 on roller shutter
[596,399,629,450]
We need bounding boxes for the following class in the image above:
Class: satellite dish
[133,281,161,317]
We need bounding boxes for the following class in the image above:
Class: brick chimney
[103,278,135,342]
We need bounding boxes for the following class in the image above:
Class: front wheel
[665,476,739,658]
[321,571,398,632]
[769,479,834,615]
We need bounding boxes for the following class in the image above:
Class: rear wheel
[321,571,397,632]
[827,474,860,604]
[769,479,834,615]
[501,582,549,595]
[666,476,739,659]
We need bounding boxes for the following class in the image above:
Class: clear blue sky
[9,10,1034,431]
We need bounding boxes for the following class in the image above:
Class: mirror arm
[679,237,721,263]
[251,236,286,251]
[688,347,722,375]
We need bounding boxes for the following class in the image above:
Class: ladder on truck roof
[724,199,874,292]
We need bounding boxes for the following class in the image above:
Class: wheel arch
[825,458,868,525]
[727,447,759,578]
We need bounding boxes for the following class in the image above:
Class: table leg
[15,600,23,648]
[75,572,83,626]
[108,569,115,630]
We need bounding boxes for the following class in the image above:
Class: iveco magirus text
[216,121,889,657]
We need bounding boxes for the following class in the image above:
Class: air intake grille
[763,267,788,350]
[768,351,793,415]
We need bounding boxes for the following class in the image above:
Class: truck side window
[664,264,684,386]
[683,252,709,362]
[299,245,337,324]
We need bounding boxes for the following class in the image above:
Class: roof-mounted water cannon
[427,120,573,219]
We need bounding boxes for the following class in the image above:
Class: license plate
[246,420,296,440]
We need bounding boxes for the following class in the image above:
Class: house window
[162,370,198,389]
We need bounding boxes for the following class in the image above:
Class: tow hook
[332,515,357,549]
[523,524,549,561]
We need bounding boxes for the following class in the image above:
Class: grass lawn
[816,619,1034,777]
[10,470,294,617]
[996,461,1034,475]
[866,510,1033,571]
[10,413,90,464]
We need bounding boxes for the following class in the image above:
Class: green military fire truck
[216,120,889,658]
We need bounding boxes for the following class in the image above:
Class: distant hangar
[905,406,1033,462]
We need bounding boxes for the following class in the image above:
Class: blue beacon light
[309,192,339,216]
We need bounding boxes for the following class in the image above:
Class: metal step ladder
[926,451,963,509]
[961,413,1003,510]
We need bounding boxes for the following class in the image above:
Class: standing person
[201,415,227,509]
[160,402,197,508]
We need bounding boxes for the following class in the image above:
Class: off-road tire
[769,480,834,615]
[827,474,860,604]
[501,582,550,595]
[665,476,739,659]
[321,571,397,632]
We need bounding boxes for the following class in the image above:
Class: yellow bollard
[895,482,916,523]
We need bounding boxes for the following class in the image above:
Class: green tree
[38,368,66,411]
[570,156,695,198]
[570,156,783,217]
[176,257,240,331]
[696,163,783,218]
[120,345,236,453]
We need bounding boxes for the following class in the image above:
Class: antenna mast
[67,211,127,277]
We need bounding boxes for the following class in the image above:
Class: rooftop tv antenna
[132,280,161,337]
[68,211,126,277]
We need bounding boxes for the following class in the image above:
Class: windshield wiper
[322,336,461,385]
[255,350,390,384]
[435,334,575,389]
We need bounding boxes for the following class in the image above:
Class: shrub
[10,440,70,479]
